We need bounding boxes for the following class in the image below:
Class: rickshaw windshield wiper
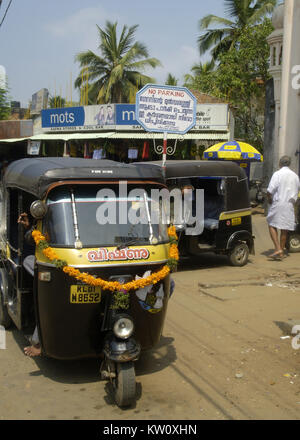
[116,237,144,250]
[70,188,82,249]
[143,192,154,244]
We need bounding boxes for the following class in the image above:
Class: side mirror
[175,224,185,232]
[30,200,48,219]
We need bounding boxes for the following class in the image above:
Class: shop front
[0,102,233,162]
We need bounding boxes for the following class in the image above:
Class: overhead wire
[0,0,12,29]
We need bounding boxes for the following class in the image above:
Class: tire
[228,242,249,267]
[287,233,300,253]
[0,274,12,329]
[113,361,136,408]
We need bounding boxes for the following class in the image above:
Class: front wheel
[287,233,300,253]
[113,361,136,408]
[228,242,249,267]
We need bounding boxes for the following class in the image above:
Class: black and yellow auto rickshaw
[286,193,300,252]
[136,160,254,266]
[0,157,174,407]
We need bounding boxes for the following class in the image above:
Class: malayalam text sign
[136,84,197,134]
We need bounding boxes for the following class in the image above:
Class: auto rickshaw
[0,157,173,407]
[286,193,300,252]
[135,160,254,266]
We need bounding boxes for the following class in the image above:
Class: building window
[279,45,283,65]
[272,47,277,66]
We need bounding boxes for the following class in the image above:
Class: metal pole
[162,132,167,175]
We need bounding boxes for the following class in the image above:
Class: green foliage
[198,0,277,60]
[111,290,130,310]
[48,95,66,108]
[187,19,273,149]
[74,21,161,104]
[0,87,11,120]
[165,73,178,86]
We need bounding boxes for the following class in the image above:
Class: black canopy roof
[134,160,247,180]
[3,157,165,198]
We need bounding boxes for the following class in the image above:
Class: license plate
[70,285,101,304]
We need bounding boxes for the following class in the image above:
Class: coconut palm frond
[165,73,178,86]
[126,57,162,72]
[224,0,251,21]
[248,0,277,25]
[210,35,236,59]
[191,59,215,75]
[198,0,275,58]
[118,24,140,55]
[198,28,232,56]
[126,70,155,86]
[199,14,234,30]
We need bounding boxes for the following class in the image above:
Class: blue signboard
[116,104,139,125]
[42,106,85,128]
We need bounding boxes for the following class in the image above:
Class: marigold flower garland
[32,226,179,293]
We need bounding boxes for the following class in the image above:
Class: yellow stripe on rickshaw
[219,209,252,221]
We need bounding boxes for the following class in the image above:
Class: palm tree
[184,60,215,89]
[75,21,161,104]
[191,59,215,76]
[48,95,66,108]
[198,0,277,60]
[165,73,178,86]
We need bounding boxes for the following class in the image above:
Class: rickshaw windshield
[43,185,168,247]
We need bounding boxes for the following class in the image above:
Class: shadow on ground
[11,327,176,385]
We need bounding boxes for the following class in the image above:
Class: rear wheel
[287,233,300,253]
[228,242,249,267]
[113,362,136,407]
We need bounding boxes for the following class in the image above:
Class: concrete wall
[278,0,300,174]
[0,119,33,139]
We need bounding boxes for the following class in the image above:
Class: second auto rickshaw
[136,160,255,266]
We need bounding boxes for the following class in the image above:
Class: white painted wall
[278,0,300,174]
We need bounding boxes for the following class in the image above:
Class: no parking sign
[135,84,196,134]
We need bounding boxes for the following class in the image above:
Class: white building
[267,0,300,175]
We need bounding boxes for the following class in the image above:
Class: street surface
[1,211,300,420]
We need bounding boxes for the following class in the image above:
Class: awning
[0,137,29,143]
[0,132,115,142]
[100,132,229,140]
[0,131,229,142]
[29,132,115,141]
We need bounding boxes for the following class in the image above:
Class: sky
[0,0,227,107]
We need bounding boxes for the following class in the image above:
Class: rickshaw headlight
[30,200,48,219]
[113,316,134,340]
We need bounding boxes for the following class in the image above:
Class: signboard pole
[162,131,167,173]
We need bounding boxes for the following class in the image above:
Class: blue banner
[42,107,85,128]
[116,104,139,125]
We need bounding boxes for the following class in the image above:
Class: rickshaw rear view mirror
[30,200,48,219]
[217,179,226,195]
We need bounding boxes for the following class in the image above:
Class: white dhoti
[267,201,296,231]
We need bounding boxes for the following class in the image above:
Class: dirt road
[1,213,300,420]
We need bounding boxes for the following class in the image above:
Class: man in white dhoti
[266,156,299,259]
